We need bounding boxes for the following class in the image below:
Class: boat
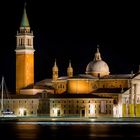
[0,76,16,117]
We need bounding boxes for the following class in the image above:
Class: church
[2,5,140,117]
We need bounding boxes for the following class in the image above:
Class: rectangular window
[89,110,90,114]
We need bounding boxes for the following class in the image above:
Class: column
[134,84,137,117]
[129,81,133,104]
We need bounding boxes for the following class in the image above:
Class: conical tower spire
[68,60,72,67]
[52,59,59,81]
[94,45,102,61]
[67,60,73,77]
[20,3,30,27]
[54,59,57,67]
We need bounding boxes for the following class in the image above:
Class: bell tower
[67,60,73,77]
[15,4,35,93]
[52,59,59,81]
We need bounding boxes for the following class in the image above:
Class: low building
[1,94,40,116]
[49,94,114,117]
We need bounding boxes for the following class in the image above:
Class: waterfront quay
[1,116,140,124]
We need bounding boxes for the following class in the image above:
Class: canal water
[0,122,140,140]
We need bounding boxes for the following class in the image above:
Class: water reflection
[15,124,40,140]
[0,123,140,140]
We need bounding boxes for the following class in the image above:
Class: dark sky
[0,0,140,91]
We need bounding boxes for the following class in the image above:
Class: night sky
[0,0,140,91]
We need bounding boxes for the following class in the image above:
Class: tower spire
[54,59,57,67]
[68,60,72,67]
[52,59,59,81]
[67,60,73,77]
[20,3,30,27]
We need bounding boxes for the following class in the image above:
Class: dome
[86,60,109,76]
[85,47,110,77]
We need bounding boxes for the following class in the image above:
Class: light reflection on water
[15,124,40,140]
[1,123,140,140]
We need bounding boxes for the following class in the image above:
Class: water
[0,122,140,140]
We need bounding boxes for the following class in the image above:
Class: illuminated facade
[1,95,39,116]
[11,5,140,117]
[50,94,113,117]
